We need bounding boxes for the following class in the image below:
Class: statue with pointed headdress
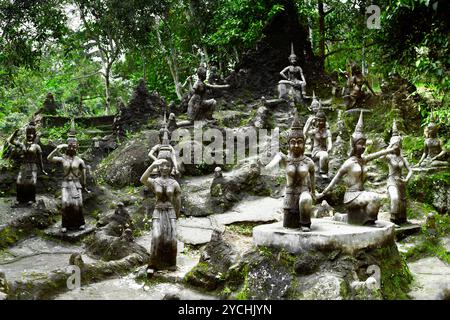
[47,119,87,232]
[416,115,448,168]
[318,112,397,225]
[383,120,412,224]
[304,102,333,178]
[265,111,316,231]
[278,43,307,103]
[7,120,47,205]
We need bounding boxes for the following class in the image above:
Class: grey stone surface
[253,219,395,254]
[408,257,450,300]
[53,275,215,300]
[44,224,96,242]
[177,217,214,245]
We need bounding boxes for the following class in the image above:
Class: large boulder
[96,130,159,188]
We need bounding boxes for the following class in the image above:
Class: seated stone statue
[416,120,448,168]
[7,121,47,205]
[265,112,316,231]
[278,43,307,104]
[317,112,397,226]
[187,66,229,121]
[304,107,332,178]
[140,158,181,271]
[47,120,88,233]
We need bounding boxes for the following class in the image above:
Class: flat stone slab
[177,217,214,245]
[53,275,216,300]
[394,223,421,241]
[44,225,96,242]
[211,196,282,226]
[253,219,395,255]
[408,257,450,300]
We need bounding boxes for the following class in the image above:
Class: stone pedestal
[253,218,395,255]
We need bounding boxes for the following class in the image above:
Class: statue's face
[289,56,297,65]
[197,69,207,80]
[317,118,326,128]
[26,132,36,142]
[159,160,171,176]
[67,141,78,156]
[354,139,366,156]
[289,137,304,156]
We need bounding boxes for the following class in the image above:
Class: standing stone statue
[7,121,47,205]
[140,159,181,271]
[384,120,412,225]
[416,120,448,168]
[47,120,88,232]
[317,112,397,225]
[304,108,332,178]
[278,43,307,104]
[187,66,229,121]
[265,112,315,231]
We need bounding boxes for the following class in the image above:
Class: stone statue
[148,124,179,177]
[167,113,178,134]
[140,158,181,271]
[47,120,88,232]
[383,120,412,224]
[265,112,315,231]
[317,112,397,225]
[416,120,448,168]
[304,107,332,178]
[187,66,229,121]
[278,43,307,103]
[343,62,375,109]
[7,121,47,205]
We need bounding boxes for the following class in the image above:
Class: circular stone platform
[252,218,395,255]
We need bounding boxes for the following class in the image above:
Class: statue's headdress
[289,42,297,60]
[67,118,78,144]
[389,119,402,146]
[351,111,366,145]
[157,113,173,165]
[26,120,37,135]
[310,91,322,111]
[315,101,326,120]
[288,110,304,141]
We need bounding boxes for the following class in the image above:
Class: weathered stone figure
[417,120,448,168]
[304,108,332,177]
[47,120,87,232]
[278,43,307,103]
[343,62,375,108]
[318,112,397,225]
[7,121,46,205]
[187,66,229,121]
[384,120,412,224]
[140,158,181,271]
[265,112,315,231]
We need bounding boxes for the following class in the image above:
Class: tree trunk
[104,65,111,115]
[318,0,325,70]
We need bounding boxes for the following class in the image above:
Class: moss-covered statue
[318,112,397,225]
[47,120,88,232]
[304,107,332,178]
[187,66,229,121]
[416,120,448,168]
[140,158,181,271]
[7,121,47,205]
[265,112,315,231]
[384,120,412,225]
[278,43,307,104]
